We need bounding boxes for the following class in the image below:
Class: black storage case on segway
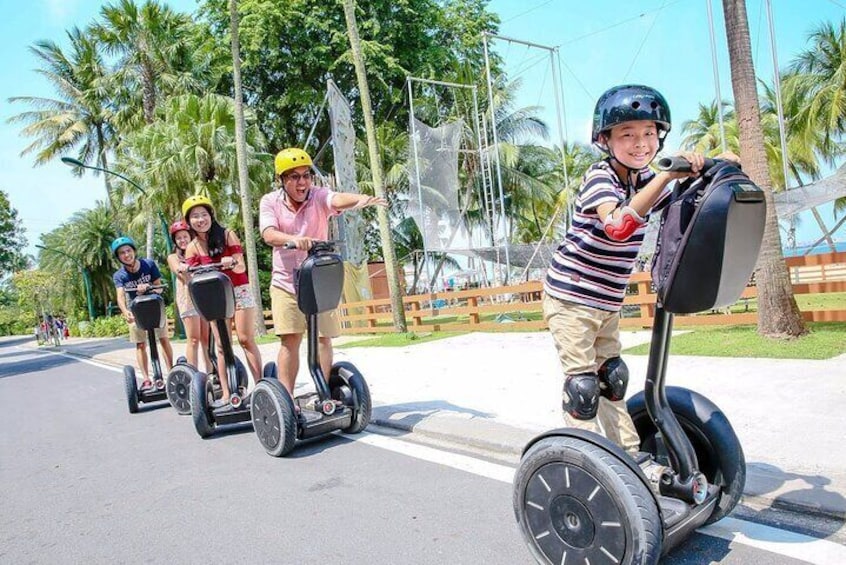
[513,158,766,564]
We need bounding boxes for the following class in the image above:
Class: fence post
[469,296,479,324]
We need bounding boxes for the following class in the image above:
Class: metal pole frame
[406,77,433,290]
[406,76,489,291]
[706,0,727,153]
[482,32,511,284]
[765,0,792,190]
[482,32,570,284]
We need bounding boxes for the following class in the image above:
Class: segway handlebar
[187,260,238,273]
[137,284,167,295]
[281,240,341,254]
[656,156,717,173]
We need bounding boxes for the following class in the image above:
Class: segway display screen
[297,254,344,316]
[189,271,235,321]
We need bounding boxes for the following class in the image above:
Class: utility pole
[229,0,266,335]
[341,0,407,332]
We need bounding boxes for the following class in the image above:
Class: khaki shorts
[128,322,167,344]
[270,285,340,338]
[543,293,639,454]
[543,293,622,374]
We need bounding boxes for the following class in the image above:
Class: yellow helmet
[181,194,214,219]
[274,148,313,176]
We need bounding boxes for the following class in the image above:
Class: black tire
[627,386,745,525]
[251,379,297,457]
[262,362,278,381]
[235,358,249,391]
[166,365,194,415]
[329,361,371,434]
[176,355,187,365]
[514,436,662,565]
[190,372,215,438]
[123,366,139,414]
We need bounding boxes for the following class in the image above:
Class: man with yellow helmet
[259,147,387,396]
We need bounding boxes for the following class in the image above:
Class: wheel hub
[550,495,594,548]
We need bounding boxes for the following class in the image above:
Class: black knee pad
[562,373,600,420]
[598,357,629,401]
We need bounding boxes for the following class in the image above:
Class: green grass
[623,322,846,359]
[337,331,464,348]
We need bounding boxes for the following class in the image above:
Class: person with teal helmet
[111,236,174,389]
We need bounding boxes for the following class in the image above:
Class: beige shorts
[128,322,167,344]
[543,293,621,375]
[270,285,340,337]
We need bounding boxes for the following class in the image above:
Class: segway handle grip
[656,156,717,172]
[138,285,167,294]
[187,260,237,273]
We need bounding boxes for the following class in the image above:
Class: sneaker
[140,380,153,391]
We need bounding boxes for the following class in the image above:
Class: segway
[251,241,372,457]
[513,158,766,563]
[123,286,170,414]
[166,325,248,415]
[187,262,252,437]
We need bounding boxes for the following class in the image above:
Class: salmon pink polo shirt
[259,186,340,294]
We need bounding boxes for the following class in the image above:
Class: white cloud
[42,0,78,23]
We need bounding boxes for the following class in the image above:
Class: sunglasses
[284,171,313,183]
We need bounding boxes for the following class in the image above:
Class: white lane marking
[700,516,846,565]
[355,432,846,563]
[16,346,123,374]
[353,432,515,483]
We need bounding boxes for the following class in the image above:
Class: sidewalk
[25,332,846,520]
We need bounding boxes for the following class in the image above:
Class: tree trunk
[229,0,265,336]
[722,0,806,337]
[342,0,407,332]
[145,215,155,259]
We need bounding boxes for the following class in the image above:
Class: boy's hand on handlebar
[136,283,150,294]
[661,151,705,181]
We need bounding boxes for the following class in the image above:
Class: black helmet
[592,84,671,149]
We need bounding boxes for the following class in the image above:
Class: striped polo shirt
[544,159,671,312]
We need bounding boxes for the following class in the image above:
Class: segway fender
[521,428,659,510]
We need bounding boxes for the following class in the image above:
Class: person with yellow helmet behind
[182,195,262,406]
[259,147,387,397]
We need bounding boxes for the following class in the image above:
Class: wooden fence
[331,251,846,334]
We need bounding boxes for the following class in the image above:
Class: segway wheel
[329,361,371,434]
[262,361,278,381]
[190,372,215,438]
[166,364,194,415]
[251,379,297,457]
[628,386,745,525]
[176,355,187,365]
[235,358,249,391]
[123,366,139,414]
[514,436,662,565]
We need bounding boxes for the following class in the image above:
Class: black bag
[651,161,766,314]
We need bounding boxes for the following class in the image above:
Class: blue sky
[2,0,844,261]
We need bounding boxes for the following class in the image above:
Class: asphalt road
[0,338,841,564]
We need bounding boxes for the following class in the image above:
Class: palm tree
[785,18,846,244]
[228,0,264,334]
[721,0,805,337]
[39,203,120,316]
[93,0,200,256]
[7,28,116,203]
[116,93,271,232]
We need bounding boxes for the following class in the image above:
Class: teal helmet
[110,236,136,258]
